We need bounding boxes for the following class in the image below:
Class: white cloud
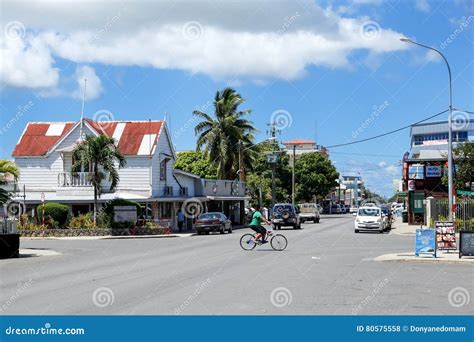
[0,0,409,89]
[415,0,431,13]
[0,34,59,88]
[72,65,102,101]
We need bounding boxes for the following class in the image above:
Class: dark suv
[271,203,301,229]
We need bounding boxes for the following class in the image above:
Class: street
[1,215,472,315]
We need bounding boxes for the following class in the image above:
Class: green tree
[0,160,20,205]
[294,153,339,202]
[72,135,126,225]
[442,142,474,190]
[174,151,218,179]
[193,88,257,179]
[245,141,292,207]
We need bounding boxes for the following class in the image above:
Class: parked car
[380,205,392,230]
[271,203,302,229]
[194,212,232,235]
[298,203,320,223]
[349,205,359,214]
[330,204,342,214]
[340,205,346,214]
[354,206,385,233]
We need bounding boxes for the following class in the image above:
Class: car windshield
[274,205,293,212]
[198,213,221,220]
[358,208,380,216]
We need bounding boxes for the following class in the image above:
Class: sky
[1,0,473,198]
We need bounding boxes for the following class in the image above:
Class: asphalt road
[1,215,473,315]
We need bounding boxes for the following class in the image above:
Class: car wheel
[314,218,319,223]
[379,229,384,234]
[228,225,232,233]
[354,229,359,233]
[220,224,225,234]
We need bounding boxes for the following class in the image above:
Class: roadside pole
[292,144,296,206]
[41,192,45,238]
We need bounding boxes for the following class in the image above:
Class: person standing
[177,209,185,232]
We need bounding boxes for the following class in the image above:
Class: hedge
[36,203,70,227]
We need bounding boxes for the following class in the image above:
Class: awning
[206,196,250,201]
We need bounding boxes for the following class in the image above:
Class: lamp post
[400,37,454,221]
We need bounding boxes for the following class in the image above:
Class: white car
[354,206,385,233]
[349,205,359,214]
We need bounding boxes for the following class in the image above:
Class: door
[410,192,425,214]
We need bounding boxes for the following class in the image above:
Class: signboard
[423,139,447,146]
[457,190,474,197]
[408,165,424,179]
[415,229,436,258]
[266,154,278,164]
[435,221,457,251]
[459,230,474,258]
[408,180,415,191]
[114,206,137,223]
[426,165,442,177]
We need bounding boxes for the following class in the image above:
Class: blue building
[410,118,474,159]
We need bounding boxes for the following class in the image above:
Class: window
[160,202,172,219]
[160,159,167,180]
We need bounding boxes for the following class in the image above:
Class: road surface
[1,215,472,315]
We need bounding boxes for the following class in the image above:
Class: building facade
[9,118,248,228]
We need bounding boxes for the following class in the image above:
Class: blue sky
[1,0,473,197]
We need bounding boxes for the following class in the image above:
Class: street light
[400,37,454,221]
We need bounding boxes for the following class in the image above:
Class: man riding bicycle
[249,205,271,243]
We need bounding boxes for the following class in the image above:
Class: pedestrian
[177,209,185,232]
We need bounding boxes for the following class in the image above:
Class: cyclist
[249,205,271,243]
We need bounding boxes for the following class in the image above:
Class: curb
[374,252,474,264]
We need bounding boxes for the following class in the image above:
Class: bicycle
[240,229,288,251]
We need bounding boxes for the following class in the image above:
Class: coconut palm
[72,135,126,225]
[193,88,257,179]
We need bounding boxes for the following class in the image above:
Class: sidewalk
[375,251,473,264]
[389,217,420,236]
[23,233,194,240]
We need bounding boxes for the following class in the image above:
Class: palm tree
[72,135,126,225]
[193,88,257,179]
[0,160,20,205]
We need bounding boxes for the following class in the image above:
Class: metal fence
[1,218,18,234]
[429,198,474,230]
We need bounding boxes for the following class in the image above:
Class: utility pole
[238,140,245,182]
[267,121,279,209]
[259,175,263,209]
[292,144,296,206]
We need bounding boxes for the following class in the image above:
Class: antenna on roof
[79,78,87,141]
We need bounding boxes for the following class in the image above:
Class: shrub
[18,214,44,230]
[69,213,95,229]
[97,211,112,228]
[36,203,70,227]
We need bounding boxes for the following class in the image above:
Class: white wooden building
[11,118,248,227]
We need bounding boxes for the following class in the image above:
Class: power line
[326,109,449,149]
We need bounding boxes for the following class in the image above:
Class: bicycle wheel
[270,234,287,251]
[240,233,257,251]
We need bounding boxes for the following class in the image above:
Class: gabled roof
[12,119,164,157]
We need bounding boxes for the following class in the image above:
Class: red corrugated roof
[283,139,315,145]
[12,119,164,157]
[12,123,75,157]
